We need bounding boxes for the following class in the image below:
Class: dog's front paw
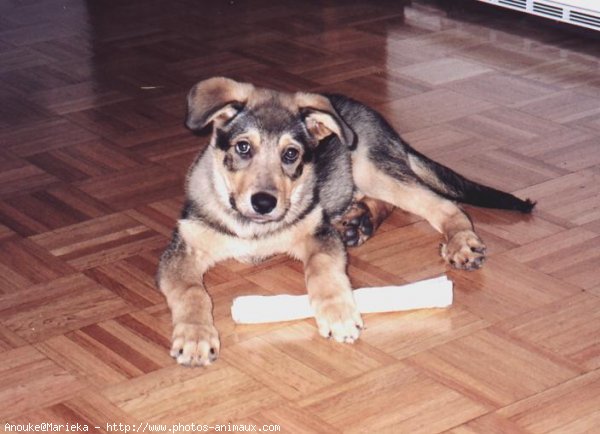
[335,201,374,247]
[312,296,363,343]
[170,322,220,367]
[441,230,486,271]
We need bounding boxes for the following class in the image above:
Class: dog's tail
[406,147,535,213]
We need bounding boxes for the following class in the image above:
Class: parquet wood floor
[1,0,599,432]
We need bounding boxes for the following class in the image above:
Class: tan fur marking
[305,112,341,141]
[407,153,451,195]
[293,233,362,343]
[187,77,255,128]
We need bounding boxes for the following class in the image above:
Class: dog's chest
[178,211,322,263]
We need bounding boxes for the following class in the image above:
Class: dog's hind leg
[157,233,219,367]
[354,161,486,270]
[293,227,363,342]
[334,194,395,247]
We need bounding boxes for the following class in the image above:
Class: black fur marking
[313,217,344,253]
[199,215,236,237]
[315,219,335,240]
[223,154,235,171]
[215,129,230,151]
[179,199,236,236]
[290,163,304,180]
[369,143,413,183]
[302,147,314,163]
[180,200,194,219]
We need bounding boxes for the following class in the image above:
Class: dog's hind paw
[441,230,486,271]
[312,295,363,343]
[170,322,220,367]
[335,202,374,247]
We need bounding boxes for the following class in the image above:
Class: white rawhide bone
[231,275,453,324]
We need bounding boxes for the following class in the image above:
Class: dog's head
[186,77,354,224]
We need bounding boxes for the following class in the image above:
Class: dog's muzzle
[251,192,277,215]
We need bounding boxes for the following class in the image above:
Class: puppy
[157,77,534,367]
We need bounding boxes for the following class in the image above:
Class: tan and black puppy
[157,77,534,367]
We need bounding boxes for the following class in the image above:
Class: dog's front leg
[296,227,363,343]
[157,235,219,367]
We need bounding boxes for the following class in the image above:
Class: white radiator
[476,0,600,30]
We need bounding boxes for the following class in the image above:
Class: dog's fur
[157,77,535,367]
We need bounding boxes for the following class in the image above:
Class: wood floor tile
[26,139,144,182]
[449,106,565,146]
[0,237,75,294]
[296,28,388,56]
[0,47,52,73]
[448,413,530,434]
[362,304,488,360]
[352,221,447,281]
[0,185,112,236]
[517,90,600,124]
[250,403,341,434]
[244,263,308,296]
[0,158,60,199]
[386,28,485,62]
[84,256,163,308]
[0,325,27,352]
[407,328,579,408]
[458,42,548,72]
[0,346,85,419]
[497,370,600,433]
[395,57,492,86]
[445,148,568,192]
[376,88,496,132]
[0,273,131,343]
[402,124,499,164]
[466,206,566,247]
[516,169,600,226]
[125,198,184,238]
[76,165,183,211]
[30,213,167,270]
[450,256,581,323]
[6,393,138,434]
[498,293,600,371]
[313,71,430,105]
[520,59,600,89]
[103,364,282,425]
[298,363,488,433]
[222,331,340,401]
[533,137,600,172]
[2,118,99,157]
[505,228,600,290]
[444,72,558,106]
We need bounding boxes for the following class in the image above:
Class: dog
[157,77,534,367]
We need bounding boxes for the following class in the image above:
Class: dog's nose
[251,192,277,214]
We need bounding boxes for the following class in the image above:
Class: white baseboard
[476,0,600,31]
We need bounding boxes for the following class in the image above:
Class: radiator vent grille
[570,11,600,29]
[533,2,563,18]
[499,0,527,10]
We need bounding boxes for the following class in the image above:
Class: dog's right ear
[185,77,254,131]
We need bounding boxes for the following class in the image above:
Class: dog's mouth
[244,213,279,223]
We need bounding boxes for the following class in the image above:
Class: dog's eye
[235,141,251,156]
[282,147,299,164]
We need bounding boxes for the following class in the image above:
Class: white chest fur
[177,208,323,264]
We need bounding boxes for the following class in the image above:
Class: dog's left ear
[295,93,355,148]
[186,77,255,131]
